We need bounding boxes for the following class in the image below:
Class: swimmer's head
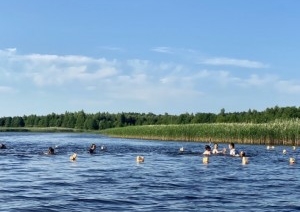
[70,153,77,161]
[240,151,246,157]
[48,147,55,154]
[205,145,211,151]
[136,156,144,163]
[89,144,97,154]
[290,157,296,164]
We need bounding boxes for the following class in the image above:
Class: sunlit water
[0,132,299,212]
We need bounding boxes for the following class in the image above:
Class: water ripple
[0,132,299,211]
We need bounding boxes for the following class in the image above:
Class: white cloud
[244,74,277,86]
[1,47,299,115]
[151,46,174,54]
[200,57,269,68]
[0,86,16,93]
[0,48,119,86]
[127,59,151,73]
[276,80,300,94]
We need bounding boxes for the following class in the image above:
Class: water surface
[0,132,299,211]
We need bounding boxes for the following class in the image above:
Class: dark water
[0,132,299,212]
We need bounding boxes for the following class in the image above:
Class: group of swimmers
[202,142,246,157]
[201,142,297,165]
[1,141,296,164]
[45,143,101,160]
[0,141,247,163]
[200,142,249,164]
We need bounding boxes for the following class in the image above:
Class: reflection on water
[0,132,299,211]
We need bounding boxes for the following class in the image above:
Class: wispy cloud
[200,57,269,68]
[276,80,300,94]
[0,48,119,86]
[151,46,174,54]
[99,46,124,52]
[0,86,16,93]
[0,47,298,115]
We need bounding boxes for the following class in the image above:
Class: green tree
[75,110,86,129]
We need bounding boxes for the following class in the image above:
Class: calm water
[0,132,299,212]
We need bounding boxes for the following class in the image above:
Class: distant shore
[1,120,300,146]
[0,127,81,133]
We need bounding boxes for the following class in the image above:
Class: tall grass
[100,119,300,145]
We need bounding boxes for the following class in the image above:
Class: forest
[0,106,300,131]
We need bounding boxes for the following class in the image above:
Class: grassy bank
[100,120,300,146]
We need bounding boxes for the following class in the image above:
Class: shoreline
[0,127,82,133]
[1,122,300,146]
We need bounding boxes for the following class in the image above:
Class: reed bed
[101,119,300,146]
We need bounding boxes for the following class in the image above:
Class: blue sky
[1,0,300,116]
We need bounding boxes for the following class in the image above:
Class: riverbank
[100,120,300,146]
[2,120,300,146]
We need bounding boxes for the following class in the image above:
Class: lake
[0,132,299,211]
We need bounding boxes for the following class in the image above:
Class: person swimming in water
[48,147,55,155]
[203,145,212,155]
[212,143,219,154]
[239,151,246,157]
[212,143,226,154]
[89,144,96,154]
[239,151,249,164]
[228,142,239,156]
[0,144,7,149]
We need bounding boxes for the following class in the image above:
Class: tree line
[0,106,300,131]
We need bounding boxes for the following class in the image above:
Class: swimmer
[290,157,296,164]
[136,156,144,163]
[238,151,249,164]
[0,144,7,149]
[239,151,246,157]
[212,143,226,154]
[228,142,239,156]
[89,144,96,154]
[70,153,77,161]
[48,147,55,155]
[179,147,184,152]
[203,145,212,155]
